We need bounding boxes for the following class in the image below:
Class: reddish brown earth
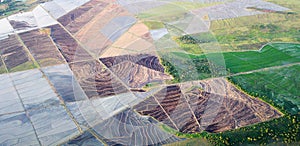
[134,96,178,130]
[69,60,129,99]
[110,61,172,88]
[9,20,36,31]
[134,78,282,133]
[19,29,65,67]
[48,24,93,63]
[58,0,109,34]
[75,4,131,56]
[100,54,165,73]
[0,35,35,71]
[153,85,201,133]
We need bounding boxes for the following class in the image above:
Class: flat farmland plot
[42,64,87,103]
[0,34,37,72]
[221,44,300,73]
[8,12,38,33]
[19,29,65,67]
[0,74,24,115]
[28,105,80,146]
[0,18,14,40]
[109,31,155,53]
[58,0,109,34]
[10,69,60,110]
[164,43,300,81]
[60,131,105,146]
[75,4,134,56]
[48,24,93,63]
[92,109,181,145]
[0,112,40,145]
[229,65,300,115]
[8,6,57,34]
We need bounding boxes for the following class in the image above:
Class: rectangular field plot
[0,74,24,115]
[41,1,67,19]
[66,100,104,129]
[19,29,65,67]
[69,60,129,99]
[0,35,37,72]
[75,5,133,55]
[58,0,109,34]
[117,0,165,14]
[42,64,87,102]
[0,18,14,40]
[28,104,80,146]
[11,70,59,110]
[8,12,38,33]
[8,6,57,34]
[48,24,93,63]
[192,0,289,21]
[0,112,40,146]
[10,69,60,110]
[92,109,181,145]
[90,92,143,120]
[61,131,105,146]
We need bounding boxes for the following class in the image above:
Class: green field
[160,43,300,82]
[138,2,222,23]
[0,0,49,18]
[206,0,300,52]
[161,114,299,145]
[228,65,300,115]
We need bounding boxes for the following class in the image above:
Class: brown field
[19,29,65,67]
[99,47,139,58]
[110,22,154,53]
[134,96,178,130]
[75,4,131,56]
[110,61,172,88]
[69,60,129,99]
[100,53,170,88]
[128,22,151,39]
[0,34,36,72]
[47,24,93,63]
[100,54,165,72]
[58,0,109,34]
[134,78,282,133]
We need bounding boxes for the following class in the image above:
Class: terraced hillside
[134,78,282,133]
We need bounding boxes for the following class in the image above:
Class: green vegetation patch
[9,61,38,73]
[0,0,50,18]
[138,2,222,23]
[160,43,300,82]
[228,65,300,115]
[143,21,165,30]
[161,114,299,145]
